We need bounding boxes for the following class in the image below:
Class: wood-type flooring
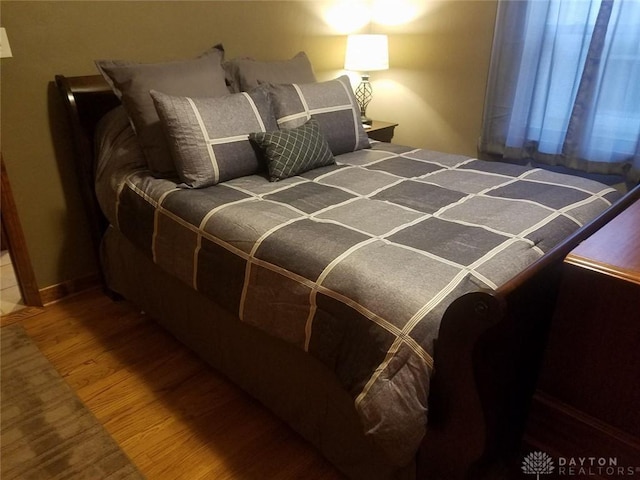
[1,289,344,479]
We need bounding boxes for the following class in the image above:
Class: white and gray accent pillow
[250,118,335,182]
[96,45,230,176]
[266,75,370,156]
[151,87,278,188]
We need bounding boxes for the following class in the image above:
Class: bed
[54,48,640,480]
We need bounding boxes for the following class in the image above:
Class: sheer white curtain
[480,0,640,183]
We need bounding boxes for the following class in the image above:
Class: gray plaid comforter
[97,117,620,464]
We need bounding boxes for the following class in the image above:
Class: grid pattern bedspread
[103,137,620,465]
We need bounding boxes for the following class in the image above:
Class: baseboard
[38,272,102,306]
[524,391,640,475]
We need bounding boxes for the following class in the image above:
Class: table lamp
[344,34,388,125]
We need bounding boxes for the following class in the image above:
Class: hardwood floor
[1,288,344,479]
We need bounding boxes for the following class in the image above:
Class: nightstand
[365,121,398,143]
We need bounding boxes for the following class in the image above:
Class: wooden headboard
[55,74,121,255]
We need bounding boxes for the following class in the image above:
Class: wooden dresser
[525,199,640,468]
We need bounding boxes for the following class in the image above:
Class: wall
[0,0,497,290]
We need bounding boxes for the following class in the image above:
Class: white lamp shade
[344,34,388,72]
[0,28,12,58]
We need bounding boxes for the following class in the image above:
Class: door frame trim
[1,156,43,307]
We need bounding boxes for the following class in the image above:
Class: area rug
[1,324,145,479]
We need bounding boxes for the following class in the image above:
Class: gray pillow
[224,52,316,93]
[96,45,230,176]
[151,87,278,188]
[266,75,370,156]
[250,118,335,182]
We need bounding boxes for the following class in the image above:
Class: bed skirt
[101,227,416,480]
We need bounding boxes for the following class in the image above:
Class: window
[480,0,640,182]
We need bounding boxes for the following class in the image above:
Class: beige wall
[0,0,497,290]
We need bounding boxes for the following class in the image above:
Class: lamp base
[355,74,373,127]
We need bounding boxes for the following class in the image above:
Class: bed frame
[55,73,640,479]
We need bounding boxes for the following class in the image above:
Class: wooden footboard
[420,184,640,479]
[420,290,508,479]
[54,73,640,480]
